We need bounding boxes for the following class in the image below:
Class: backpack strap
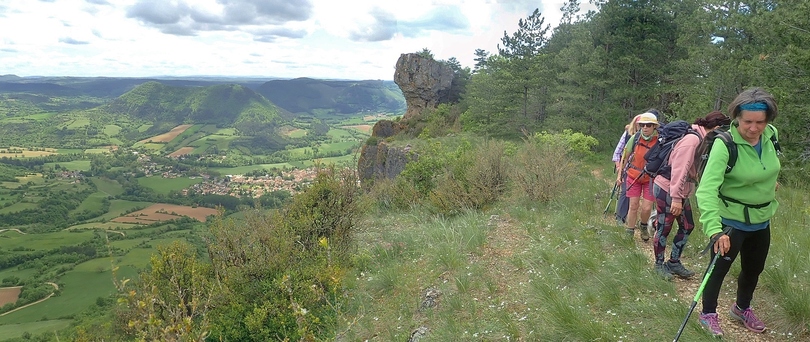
[718,194,772,225]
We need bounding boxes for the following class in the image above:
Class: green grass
[65,118,91,129]
[0,319,72,340]
[0,202,37,214]
[54,149,84,155]
[44,160,91,171]
[103,125,121,136]
[90,177,124,196]
[0,230,96,251]
[337,159,810,341]
[83,148,109,154]
[71,191,107,215]
[0,265,137,324]
[137,176,202,195]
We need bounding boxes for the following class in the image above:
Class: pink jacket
[653,124,708,202]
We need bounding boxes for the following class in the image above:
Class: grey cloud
[1,48,18,53]
[85,0,111,5]
[350,5,469,42]
[127,0,185,25]
[59,37,90,45]
[127,0,312,41]
[349,8,397,42]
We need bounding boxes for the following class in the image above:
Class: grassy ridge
[339,160,810,341]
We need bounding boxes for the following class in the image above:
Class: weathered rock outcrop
[357,53,452,185]
[357,120,411,186]
[393,53,454,120]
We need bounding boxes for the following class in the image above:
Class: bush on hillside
[510,139,580,203]
[533,129,599,157]
[204,166,359,341]
[428,141,509,214]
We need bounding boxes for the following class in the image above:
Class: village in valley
[133,152,320,198]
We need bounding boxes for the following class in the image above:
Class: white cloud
[0,0,593,80]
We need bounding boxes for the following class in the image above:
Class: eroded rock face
[356,53,452,186]
[356,120,412,187]
[393,53,454,120]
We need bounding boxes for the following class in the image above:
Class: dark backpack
[643,120,700,179]
[692,124,781,184]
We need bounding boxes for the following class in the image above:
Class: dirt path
[596,168,782,341]
[106,230,125,237]
[0,282,58,317]
[0,228,25,235]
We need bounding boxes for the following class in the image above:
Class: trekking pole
[673,226,733,342]
[603,183,619,217]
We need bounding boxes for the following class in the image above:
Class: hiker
[651,111,731,280]
[695,88,781,337]
[612,114,642,225]
[618,112,658,240]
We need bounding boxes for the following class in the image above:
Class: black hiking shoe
[666,260,695,278]
[654,263,673,281]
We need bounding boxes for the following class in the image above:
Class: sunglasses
[639,123,657,128]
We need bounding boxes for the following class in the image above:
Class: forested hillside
[256,78,406,116]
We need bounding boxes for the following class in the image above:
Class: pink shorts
[626,179,654,202]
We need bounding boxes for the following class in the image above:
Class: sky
[0,0,592,80]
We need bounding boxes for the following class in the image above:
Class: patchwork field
[138,124,193,143]
[0,147,58,158]
[0,287,21,307]
[111,203,218,224]
[343,124,373,134]
[168,146,195,157]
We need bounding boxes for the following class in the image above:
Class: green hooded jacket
[695,124,781,238]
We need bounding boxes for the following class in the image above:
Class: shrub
[205,166,360,341]
[533,129,599,157]
[510,140,579,203]
[428,140,509,214]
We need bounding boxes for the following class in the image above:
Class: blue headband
[739,102,768,111]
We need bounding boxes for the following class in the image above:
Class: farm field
[0,287,21,307]
[0,320,72,340]
[137,176,203,195]
[137,124,193,143]
[112,203,218,223]
[44,160,91,171]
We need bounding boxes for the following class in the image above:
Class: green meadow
[102,125,121,136]
[90,177,124,196]
[0,230,96,251]
[137,176,203,195]
[44,160,91,171]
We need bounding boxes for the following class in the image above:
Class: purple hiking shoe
[699,312,723,337]
[729,304,767,333]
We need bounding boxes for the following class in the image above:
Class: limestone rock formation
[393,53,454,120]
[357,53,453,186]
[356,120,411,186]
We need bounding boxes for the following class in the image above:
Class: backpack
[624,132,657,183]
[643,120,700,180]
[692,124,781,184]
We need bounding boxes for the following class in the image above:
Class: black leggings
[702,225,770,313]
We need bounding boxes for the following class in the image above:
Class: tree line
[457,0,808,172]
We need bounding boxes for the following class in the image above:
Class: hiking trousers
[652,183,695,265]
[702,225,771,313]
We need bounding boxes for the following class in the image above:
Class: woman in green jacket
[695,87,781,337]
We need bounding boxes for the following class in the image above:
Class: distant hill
[256,78,405,115]
[103,81,285,128]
